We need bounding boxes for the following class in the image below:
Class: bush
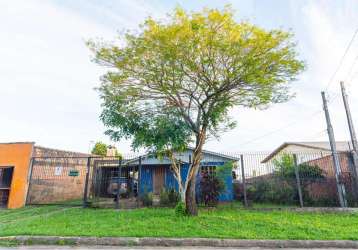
[168,188,180,204]
[233,181,243,201]
[174,201,187,216]
[247,178,297,204]
[199,172,225,207]
[159,188,180,207]
[140,192,153,207]
[159,189,170,206]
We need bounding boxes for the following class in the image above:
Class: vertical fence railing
[25,157,35,205]
[25,151,358,209]
[293,154,304,207]
[82,157,91,208]
[232,151,358,208]
[240,154,248,207]
[115,159,122,209]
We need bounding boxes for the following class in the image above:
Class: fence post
[348,151,358,204]
[138,156,142,197]
[240,154,248,207]
[115,158,122,209]
[293,154,304,208]
[25,157,35,206]
[82,157,91,208]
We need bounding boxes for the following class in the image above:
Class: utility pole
[341,81,358,151]
[340,81,358,203]
[321,91,347,207]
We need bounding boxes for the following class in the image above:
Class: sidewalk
[1,236,358,249]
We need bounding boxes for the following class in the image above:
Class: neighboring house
[261,141,353,163]
[261,141,357,202]
[0,142,90,209]
[261,141,356,179]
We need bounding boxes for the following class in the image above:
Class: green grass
[1,204,358,240]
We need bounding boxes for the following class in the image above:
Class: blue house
[124,148,238,201]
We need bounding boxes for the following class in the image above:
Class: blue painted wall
[139,165,153,194]
[139,161,233,201]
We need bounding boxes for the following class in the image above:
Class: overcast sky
[1,0,358,154]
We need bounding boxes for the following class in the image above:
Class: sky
[0,0,358,154]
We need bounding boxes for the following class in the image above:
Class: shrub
[233,181,243,201]
[199,172,225,206]
[159,188,180,207]
[168,188,180,204]
[140,192,153,207]
[159,189,170,206]
[247,178,297,204]
[174,201,187,216]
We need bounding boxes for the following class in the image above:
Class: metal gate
[26,156,139,208]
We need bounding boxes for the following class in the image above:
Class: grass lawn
[1,204,358,240]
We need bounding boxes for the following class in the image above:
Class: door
[153,166,165,195]
[0,167,14,207]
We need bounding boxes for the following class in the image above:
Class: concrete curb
[234,207,358,213]
[1,236,358,248]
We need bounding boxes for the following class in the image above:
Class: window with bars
[0,167,13,207]
[0,167,13,188]
[200,165,217,176]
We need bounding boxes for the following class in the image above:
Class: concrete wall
[27,147,89,205]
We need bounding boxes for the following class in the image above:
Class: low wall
[27,178,84,204]
[26,146,90,205]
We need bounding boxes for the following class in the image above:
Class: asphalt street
[0,246,355,250]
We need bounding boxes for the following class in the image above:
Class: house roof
[123,147,239,166]
[0,142,35,145]
[187,146,240,161]
[261,141,352,163]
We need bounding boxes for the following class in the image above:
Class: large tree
[88,7,305,215]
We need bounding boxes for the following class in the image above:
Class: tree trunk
[185,177,198,215]
[168,151,185,202]
[185,129,206,216]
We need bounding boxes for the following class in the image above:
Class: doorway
[0,167,14,208]
[153,166,165,195]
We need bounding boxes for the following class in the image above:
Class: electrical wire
[324,28,358,91]
[237,28,358,148]
[238,110,323,147]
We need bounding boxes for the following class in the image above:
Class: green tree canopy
[88,6,305,215]
[91,141,108,156]
[273,154,325,182]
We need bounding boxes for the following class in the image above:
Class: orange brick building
[0,142,89,209]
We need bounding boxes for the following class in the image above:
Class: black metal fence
[26,155,140,209]
[231,151,358,208]
[25,150,358,209]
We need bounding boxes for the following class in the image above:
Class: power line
[324,28,358,91]
[326,53,358,105]
[237,28,358,148]
[238,110,323,147]
[302,129,327,141]
[344,54,358,82]
[325,37,358,105]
